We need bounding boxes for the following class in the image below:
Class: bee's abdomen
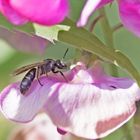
[20,68,36,95]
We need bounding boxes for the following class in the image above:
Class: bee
[12,49,69,95]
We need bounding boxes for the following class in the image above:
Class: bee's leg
[52,69,68,82]
[36,67,43,86]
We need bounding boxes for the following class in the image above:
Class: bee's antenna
[62,48,69,60]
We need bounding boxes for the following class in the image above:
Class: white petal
[77,0,101,26]
[0,78,59,122]
[44,81,140,139]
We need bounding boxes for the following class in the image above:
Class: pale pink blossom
[77,0,112,27]
[0,61,140,139]
[9,113,70,140]
[0,0,69,25]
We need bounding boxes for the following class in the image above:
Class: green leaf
[5,15,139,85]
[58,19,140,86]
[34,24,70,42]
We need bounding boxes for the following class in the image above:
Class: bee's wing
[12,61,46,76]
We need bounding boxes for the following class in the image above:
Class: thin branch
[89,15,104,32]
[112,23,123,32]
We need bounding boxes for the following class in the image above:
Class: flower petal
[45,82,140,139]
[11,113,67,140]
[43,67,140,139]
[1,62,140,139]
[8,0,69,25]
[119,0,140,37]
[77,0,112,27]
[26,114,65,140]
[0,0,28,25]
[0,63,83,122]
[0,77,59,122]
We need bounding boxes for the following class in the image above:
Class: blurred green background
[0,0,140,140]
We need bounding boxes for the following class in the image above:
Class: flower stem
[98,8,118,76]
[121,123,134,140]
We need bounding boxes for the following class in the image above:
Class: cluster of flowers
[0,0,140,139]
[0,0,140,37]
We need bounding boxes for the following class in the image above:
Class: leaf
[57,19,140,86]
[3,15,139,86]
[34,24,70,42]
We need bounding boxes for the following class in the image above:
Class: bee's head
[55,60,67,69]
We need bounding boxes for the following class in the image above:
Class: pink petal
[0,77,59,122]
[57,128,67,135]
[26,114,64,140]
[0,0,69,25]
[77,0,112,27]
[8,0,69,26]
[43,63,140,139]
[0,64,83,122]
[119,0,140,37]
[0,0,28,25]
[44,81,140,139]
[0,26,49,54]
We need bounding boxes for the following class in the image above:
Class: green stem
[121,123,133,140]
[99,8,118,76]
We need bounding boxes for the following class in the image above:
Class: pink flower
[0,0,69,25]
[77,0,140,37]
[77,0,113,27]
[118,0,140,37]
[0,61,140,139]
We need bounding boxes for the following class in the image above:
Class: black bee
[13,49,68,95]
